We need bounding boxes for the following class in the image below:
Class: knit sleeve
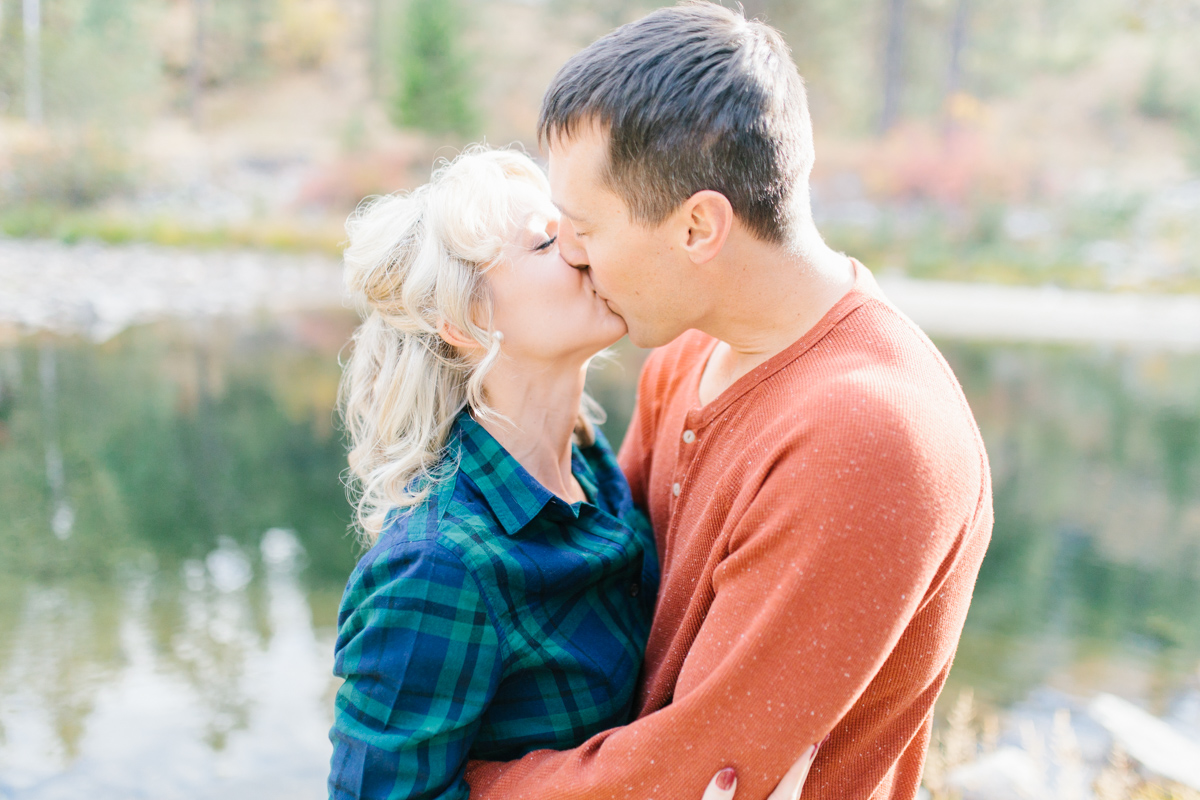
[330,539,504,800]
[466,397,987,800]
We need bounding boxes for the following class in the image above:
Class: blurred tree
[1185,101,1200,172]
[268,0,345,71]
[19,0,160,129]
[22,0,42,124]
[945,0,970,103]
[0,3,15,114]
[246,0,267,66]
[189,0,205,125]
[366,0,381,97]
[546,0,657,28]
[1138,54,1172,119]
[879,0,906,133]
[391,0,477,135]
[741,0,768,19]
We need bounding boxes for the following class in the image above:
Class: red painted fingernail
[716,767,736,791]
[820,731,832,747]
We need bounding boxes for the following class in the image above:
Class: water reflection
[1,530,337,799]
[0,315,355,799]
[0,317,1198,797]
[941,343,1200,709]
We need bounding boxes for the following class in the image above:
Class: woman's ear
[681,190,734,265]
[437,319,483,353]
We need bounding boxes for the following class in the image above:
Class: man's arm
[468,409,982,800]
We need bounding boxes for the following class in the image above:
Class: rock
[945,747,1050,800]
[0,239,345,342]
[1088,693,1200,790]
[1166,689,1200,743]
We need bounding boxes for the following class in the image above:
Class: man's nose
[557,218,589,270]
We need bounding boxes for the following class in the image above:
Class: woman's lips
[582,269,622,317]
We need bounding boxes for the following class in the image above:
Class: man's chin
[625,326,665,350]
[625,317,692,349]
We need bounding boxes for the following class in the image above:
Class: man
[467,3,992,798]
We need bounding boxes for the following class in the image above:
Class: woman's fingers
[703,735,822,800]
[765,742,820,800]
[700,767,737,800]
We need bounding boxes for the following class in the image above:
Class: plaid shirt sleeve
[329,537,504,800]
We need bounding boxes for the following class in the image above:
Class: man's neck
[696,232,855,406]
[477,361,589,503]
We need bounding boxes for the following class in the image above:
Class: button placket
[669,413,703,504]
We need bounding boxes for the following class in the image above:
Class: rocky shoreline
[926,687,1200,799]
[4,238,1200,351]
[0,238,345,342]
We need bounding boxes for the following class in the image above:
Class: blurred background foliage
[0,0,1197,288]
[3,3,1200,796]
[388,0,477,135]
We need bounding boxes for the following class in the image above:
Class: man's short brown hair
[538,1,814,244]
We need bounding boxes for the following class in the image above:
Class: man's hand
[701,741,820,800]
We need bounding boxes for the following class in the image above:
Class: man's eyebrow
[553,201,588,224]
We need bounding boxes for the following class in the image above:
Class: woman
[327,147,815,800]
[328,147,658,800]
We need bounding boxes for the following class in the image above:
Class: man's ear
[681,190,734,265]
[437,319,483,353]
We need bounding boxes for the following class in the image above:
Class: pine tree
[392,0,477,136]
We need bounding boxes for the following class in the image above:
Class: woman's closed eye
[533,235,558,253]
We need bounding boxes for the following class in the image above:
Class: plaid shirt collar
[438,411,601,536]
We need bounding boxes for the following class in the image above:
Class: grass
[0,206,346,256]
[824,197,1200,295]
[6,204,1200,296]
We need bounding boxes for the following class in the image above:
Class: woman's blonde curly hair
[338,146,601,545]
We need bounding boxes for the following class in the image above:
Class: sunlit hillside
[0,0,1198,287]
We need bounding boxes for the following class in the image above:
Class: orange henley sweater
[467,262,993,799]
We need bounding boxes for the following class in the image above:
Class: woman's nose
[557,218,589,269]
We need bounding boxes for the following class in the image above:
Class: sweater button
[629,582,640,597]
[672,482,681,496]
[682,429,696,443]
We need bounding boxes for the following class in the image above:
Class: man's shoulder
[780,295,974,421]
[745,297,988,477]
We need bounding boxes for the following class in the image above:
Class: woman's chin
[579,324,628,360]
[602,314,629,343]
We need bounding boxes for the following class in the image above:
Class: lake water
[1,311,1198,799]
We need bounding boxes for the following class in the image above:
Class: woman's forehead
[511,185,560,230]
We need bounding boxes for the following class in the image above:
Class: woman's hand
[700,741,820,800]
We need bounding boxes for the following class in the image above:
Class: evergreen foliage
[391,0,477,136]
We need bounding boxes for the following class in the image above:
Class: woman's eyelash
[533,236,558,252]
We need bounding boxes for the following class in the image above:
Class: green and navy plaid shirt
[329,413,659,800]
